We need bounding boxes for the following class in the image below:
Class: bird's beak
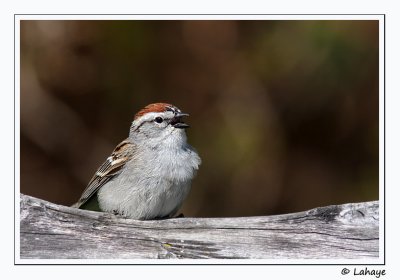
[171,112,190,129]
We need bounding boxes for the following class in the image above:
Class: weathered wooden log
[19,194,379,259]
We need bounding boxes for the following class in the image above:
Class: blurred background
[20,20,379,217]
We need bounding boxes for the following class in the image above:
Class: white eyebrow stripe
[166,106,181,114]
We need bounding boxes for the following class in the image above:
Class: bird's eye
[155,117,163,123]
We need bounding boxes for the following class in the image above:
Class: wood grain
[19,194,379,259]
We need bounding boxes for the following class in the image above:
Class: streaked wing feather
[72,139,135,208]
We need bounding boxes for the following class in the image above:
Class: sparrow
[72,103,201,220]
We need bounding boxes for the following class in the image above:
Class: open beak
[171,112,190,129]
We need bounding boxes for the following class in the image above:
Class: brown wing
[72,139,136,208]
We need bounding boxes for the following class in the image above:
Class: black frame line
[14,13,385,266]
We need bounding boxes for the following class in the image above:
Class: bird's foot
[112,209,126,218]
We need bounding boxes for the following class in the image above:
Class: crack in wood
[19,194,380,259]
